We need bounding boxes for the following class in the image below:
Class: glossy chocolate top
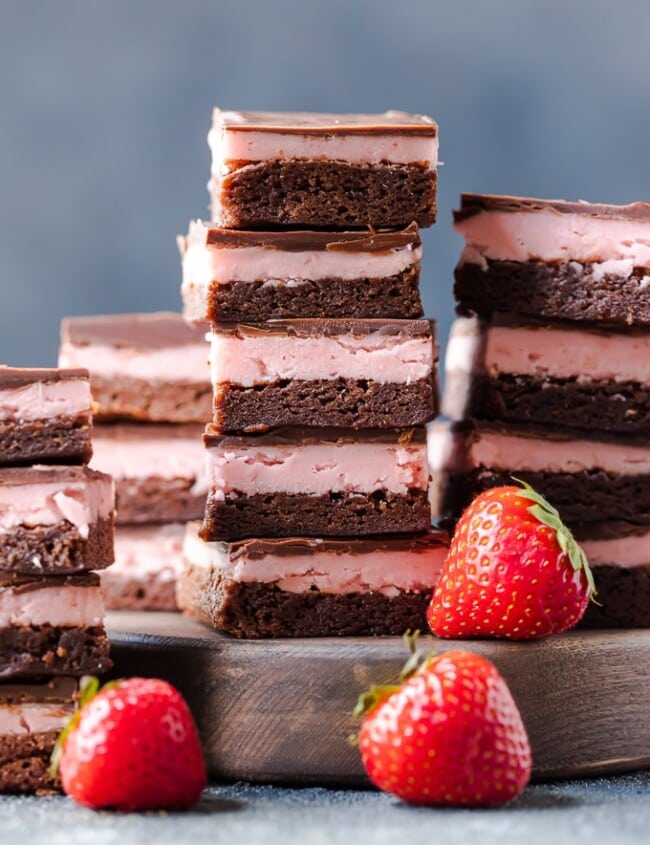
[203,425,426,449]
[0,365,89,388]
[210,318,435,339]
[214,109,437,136]
[0,465,110,488]
[228,530,449,561]
[61,312,208,350]
[197,222,420,253]
[0,676,78,704]
[454,193,650,223]
[0,572,100,591]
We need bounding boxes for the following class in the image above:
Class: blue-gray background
[1,0,649,367]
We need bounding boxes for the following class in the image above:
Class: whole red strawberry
[53,677,206,811]
[356,646,531,806]
[428,481,596,640]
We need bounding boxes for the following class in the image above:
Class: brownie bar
[455,373,650,436]
[0,731,61,793]
[214,377,437,432]
[59,312,210,423]
[454,259,650,326]
[179,575,432,639]
[0,367,92,466]
[580,564,650,629]
[212,161,437,229]
[197,265,422,322]
[0,625,111,679]
[202,489,431,541]
[0,516,114,575]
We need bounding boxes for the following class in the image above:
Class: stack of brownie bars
[432,193,650,628]
[0,366,114,792]
[58,313,211,611]
[177,109,449,637]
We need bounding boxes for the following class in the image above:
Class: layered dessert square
[58,312,211,423]
[0,466,114,575]
[0,677,77,794]
[428,421,650,526]
[453,194,650,326]
[90,424,208,524]
[444,316,650,436]
[208,109,438,229]
[101,523,185,611]
[179,222,424,322]
[178,523,449,638]
[201,426,431,540]
[0,572,111,678]
[0,366,92,466]
[210,318,438,432]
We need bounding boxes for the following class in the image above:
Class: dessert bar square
[179,222,424,322]
[208,109,438,229]
[0,366,92,466]
[210,318,438,432]
[201,426,431,540]
[59,312,211,423]
[178,524,449,638]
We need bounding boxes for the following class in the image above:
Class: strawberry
[52,676,206,812]
[355,643,531,806]
[428,480,596,640]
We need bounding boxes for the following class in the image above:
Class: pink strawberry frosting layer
[582,530,650,569]
[205,441,428,498]
[446,318,650,383]
[470,430,650,475]
[183,524,445,596]
[91,435,208,495]
[58,343,209,383]
[210,331,434,386]
[110,523,185,580]
[456,207,650,267]
[0,584,104,627]
[0,702,74,735]
[0,379,91,421]
[0,473,114,536]
[209,113,438,168]
[181,224,420,286]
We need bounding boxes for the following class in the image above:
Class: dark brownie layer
[178,567,431,638]
[0,625,112,679]
[90,374,212,424]
[101,570,178,612]
[200,489,431,541]
[0,415,92,467]
[213,161,437,229]
[580,564,650,629]
[0,516,114,575]
[454,259,650,326]
[0,731,61,794]
[213,377,437,432]
[454,372,650,436]
[114,477,206,525]
[439,469,650,526]
[201,265,423,322]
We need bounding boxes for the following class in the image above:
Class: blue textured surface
[0,774,649,845]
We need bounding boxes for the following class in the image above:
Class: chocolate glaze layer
[0,676,78,704]
[215,109,437,136]
[454,192,650,223]
[193,222,421,252]
[0,572,100,591]
[61,312,208,350]
[0,465,110,488]
[572,521,650,542]
[0,367,89,389]
[226,530,449,561]
[203,424,426,449]
[210,317,435,339]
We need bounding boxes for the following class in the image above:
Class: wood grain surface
[106,611,650,786]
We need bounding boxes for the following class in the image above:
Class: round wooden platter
[106,611,650,786]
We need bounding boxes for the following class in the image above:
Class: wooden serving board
[106,611,650,785]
